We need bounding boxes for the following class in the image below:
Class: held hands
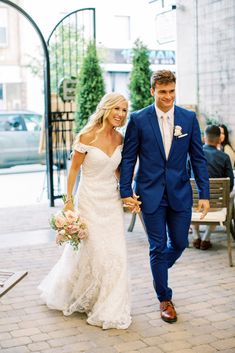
[196,199,210,219]
[122,194,141,213]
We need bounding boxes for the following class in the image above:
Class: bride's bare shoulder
[115,131,124,144]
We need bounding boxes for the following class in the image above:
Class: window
[0,8,8,47]
[0,115,11,131]
[24,114,42,131]
[0,115,24,131]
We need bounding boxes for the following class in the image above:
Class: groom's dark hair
[204,125,221,144]
[151,70,176,89]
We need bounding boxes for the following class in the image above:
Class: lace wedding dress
[39,142,131,330]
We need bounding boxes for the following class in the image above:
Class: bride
[39,93,139,330]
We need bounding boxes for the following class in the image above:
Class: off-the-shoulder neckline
[76,142,123,159]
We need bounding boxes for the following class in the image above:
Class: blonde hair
[73,92,128,146]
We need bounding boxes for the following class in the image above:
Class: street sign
[58,76,77,102]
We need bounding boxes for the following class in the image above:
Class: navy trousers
[142,193,192,302]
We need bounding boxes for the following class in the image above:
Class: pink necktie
[161,115,172,159]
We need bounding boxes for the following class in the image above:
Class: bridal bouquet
[50,209,88,250]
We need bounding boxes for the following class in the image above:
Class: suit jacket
[203,144,234,191]
[120,104,210,214]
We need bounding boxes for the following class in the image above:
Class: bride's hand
[122,195,141,213]
[63,200,74,212]
[131,204,141,213]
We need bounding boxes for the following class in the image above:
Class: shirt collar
[155,104,174,122]
[204,144,217,150]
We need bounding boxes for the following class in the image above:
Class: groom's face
[150,82,176,112]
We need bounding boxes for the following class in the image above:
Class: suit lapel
[148,104,166,160]
[168,106,183,160]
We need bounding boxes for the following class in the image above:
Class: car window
[23,114,41,131]
[0,115,10,131]
[0,115,24,131]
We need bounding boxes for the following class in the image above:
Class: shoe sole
[161,316,177,323]
[192,241,201,249]
[200,244,212,250]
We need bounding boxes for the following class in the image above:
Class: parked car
[0,110,46,168]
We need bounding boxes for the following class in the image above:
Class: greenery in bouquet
[50,208,88,250]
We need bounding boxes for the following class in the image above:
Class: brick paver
[0,205,235,353]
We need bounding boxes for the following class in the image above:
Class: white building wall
[176,0,235,147]
[175,0,197,107]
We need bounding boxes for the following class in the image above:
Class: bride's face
[107,100,128,128]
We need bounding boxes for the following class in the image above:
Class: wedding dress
[39,142,131,329]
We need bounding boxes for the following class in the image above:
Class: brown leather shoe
[200,240,212,250]
[193,238,201,249]
[160,300,177,323]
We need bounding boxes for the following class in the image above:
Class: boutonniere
[174,125,183,137]
[173,125,188,139]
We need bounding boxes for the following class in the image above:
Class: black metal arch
[0,0,54,205]
[0,1,96,207]
[47,7,96,44]
[46,7,96,205]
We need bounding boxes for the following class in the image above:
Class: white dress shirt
[155,105,174,159]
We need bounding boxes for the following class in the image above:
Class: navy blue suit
[120,104,210,301]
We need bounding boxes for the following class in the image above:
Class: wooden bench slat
[0,270,28,297]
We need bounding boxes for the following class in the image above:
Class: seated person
[192,125,234,250]
[218,124,235,168]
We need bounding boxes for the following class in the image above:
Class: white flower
[174,125,183,137]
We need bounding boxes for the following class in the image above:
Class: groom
[120,70,210,323]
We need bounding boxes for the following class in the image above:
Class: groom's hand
[122,195,141,213]
[197,199,210,219]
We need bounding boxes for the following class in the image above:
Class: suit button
[162,182,165,186]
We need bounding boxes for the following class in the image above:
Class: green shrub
[128,39,153,111]
[75,42,105,132]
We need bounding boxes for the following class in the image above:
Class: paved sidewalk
[0,204,235,353]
